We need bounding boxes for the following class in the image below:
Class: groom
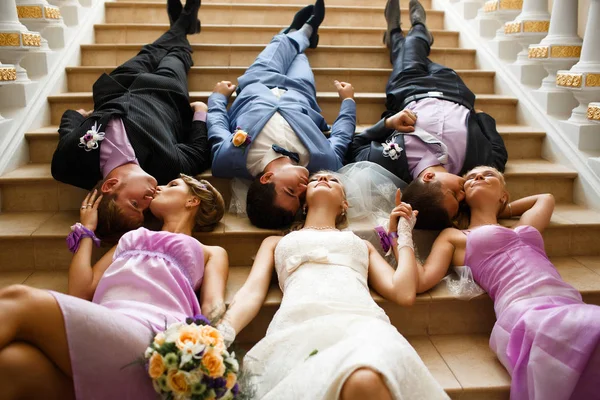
[349,0,507,230]
[52,0,209,239]
[207,0,356,229]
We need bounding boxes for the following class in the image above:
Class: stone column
[0,0,42,82]
[502,0,550,85]
[472,0,523,38]
[455,0,486,20]
[16,0,66,49]
[47,0,83,26]
[529,0,582,116]
[556,0,600,151]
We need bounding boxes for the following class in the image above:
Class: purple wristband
[66,223,101,253]
[374,226,392,253]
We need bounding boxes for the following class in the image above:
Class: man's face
[110,173,157,225]
[434,173,466,219]
[264,165,309,214]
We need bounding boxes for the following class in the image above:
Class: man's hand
[475,109,484,114]
[334,80,354,101]
[76,109,93,118]
[190,101,208,113]
[388,189,418,234]
[384,109,417,133]
[213,81,236,97]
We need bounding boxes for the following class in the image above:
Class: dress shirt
[403,98,469,180]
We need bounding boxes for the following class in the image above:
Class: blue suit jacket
[208,82,356,179]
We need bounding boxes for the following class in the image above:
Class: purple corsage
[66,222,101,253]
[374,226,399,255]
[78,122,105,152]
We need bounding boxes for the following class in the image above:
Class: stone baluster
[556,0,600,151]
[454,0,486,20]
[528,0,582,116]
[472,0,523,38]
[499,0,550,86]
[0,62,17,132]
[589,103,600,123]
[16,0,66,49]
[0,0,42,83]
[47,0,83,26]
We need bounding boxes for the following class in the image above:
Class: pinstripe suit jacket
[52,72,210,190]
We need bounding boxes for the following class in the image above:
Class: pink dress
[464,225,600,400]
[50,227,205,400]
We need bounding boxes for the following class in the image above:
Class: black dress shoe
[167,0,183,27]
[181,0,201,34]
[409,0,433,44]
[306,0,325,49]
[280,5,315,35]
[383,0,400,49]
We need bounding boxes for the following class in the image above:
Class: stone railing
[447,0,600,177]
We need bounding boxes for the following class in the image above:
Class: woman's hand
[80,190,103,231]
[384,109,417,133]
[213,81,236,97]
[388,189,418,233]
[334,80,354,100]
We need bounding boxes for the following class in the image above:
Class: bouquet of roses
[144,315,241,400]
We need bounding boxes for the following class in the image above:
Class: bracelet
[66,222,100,253]
[374,226,398,253]
[507,203,513,218]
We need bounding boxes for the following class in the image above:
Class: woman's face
[149,178,195,218]
[306,172,346,209]
[464,167,506,206]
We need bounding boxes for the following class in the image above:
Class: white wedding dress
[243,230,448,399]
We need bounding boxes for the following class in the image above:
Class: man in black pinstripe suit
[51,0,208,239]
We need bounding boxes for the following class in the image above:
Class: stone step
[0,159,576,213]
[26,123,543,165]
[80,44,478,70]
[47,91,517,126]
[104,3,446,30]
[0,204,599,271]
[1,256,599,339]
[94,24,460,48]
[66,66,495,94]
[114,0,415,7]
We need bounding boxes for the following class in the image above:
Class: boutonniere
[382,140,402,160]
[78,122,105,152]
[231,127,251,149]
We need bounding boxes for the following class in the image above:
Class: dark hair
[93,180,142,243]
[402,179,452,230]
[246,173,295,229]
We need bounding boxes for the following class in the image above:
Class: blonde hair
[290,170,348,232]
[180,174,225,232]
[454,166,510,229]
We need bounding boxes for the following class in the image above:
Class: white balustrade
[47,0,83,26]
[472,0,523,38]
[454,0,486,20]
[0,62,17,134]
[589,103,600,123]
[16,0,66,49]
[529,0,581,116]
[556,0,600,150]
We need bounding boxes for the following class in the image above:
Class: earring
[341,209,346,216]
[303,206,307,215]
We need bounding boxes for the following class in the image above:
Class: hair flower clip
[232,127,251,149]
[78,122,105,152]
[382,141,402,160]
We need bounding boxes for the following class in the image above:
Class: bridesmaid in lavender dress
[400,165,600,400]
[0,174,227,399]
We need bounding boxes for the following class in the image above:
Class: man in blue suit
[207,1,356,229]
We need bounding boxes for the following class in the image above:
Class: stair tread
[1,203,600,241]
[0,158,576,183]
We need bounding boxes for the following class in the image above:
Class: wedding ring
[87,203,92,207]
[81,206,87,209]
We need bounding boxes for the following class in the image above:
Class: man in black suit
[349,0,507,230]
[52,0,208,238]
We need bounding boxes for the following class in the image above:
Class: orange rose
[199,325,225,352]
[167,369,189,395]
[148,352,166,379]
[232,130,248,147]
[225,372,237,389]
[176,325,202,351]
[202,349,226,378]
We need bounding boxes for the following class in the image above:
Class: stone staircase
[1,0,600,398]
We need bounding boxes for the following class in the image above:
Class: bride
[221,170,447,399]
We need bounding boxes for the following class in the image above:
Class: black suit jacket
[350,110,508,183]
[52,72,209,190]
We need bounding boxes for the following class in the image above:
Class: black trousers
[384,25,476,117]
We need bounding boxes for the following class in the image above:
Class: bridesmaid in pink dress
[0,174,227,399]
[397,166,600,400]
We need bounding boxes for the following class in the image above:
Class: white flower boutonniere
[382,141,403,160]
[78,122,105,152]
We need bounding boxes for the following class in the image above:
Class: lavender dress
[50,227,205,400]
[465,225,600,400]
